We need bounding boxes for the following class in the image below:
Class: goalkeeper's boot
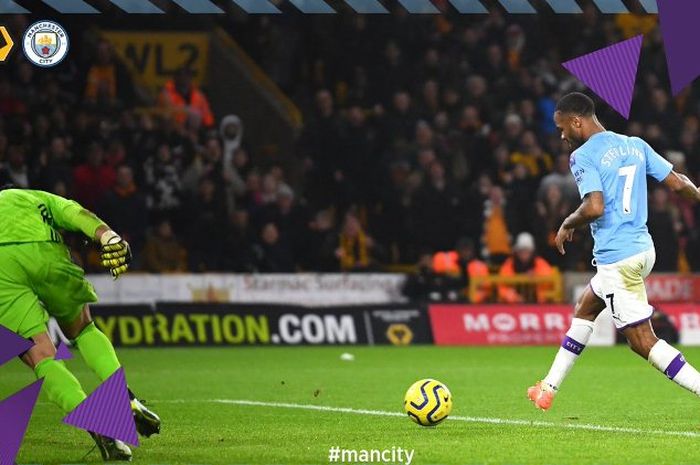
[129,389,161,437]
[89,432,132,462]
[527,381,556,411]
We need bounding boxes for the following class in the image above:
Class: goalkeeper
[0,185,160,461]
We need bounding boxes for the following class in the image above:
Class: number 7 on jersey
[618,165,637,215]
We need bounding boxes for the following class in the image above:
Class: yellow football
[403,378,453,426]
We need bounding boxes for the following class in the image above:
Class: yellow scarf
[340,231,369,270]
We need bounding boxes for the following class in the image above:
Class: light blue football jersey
[569,131,673,265]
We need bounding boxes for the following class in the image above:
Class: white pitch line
[156,399,700,438]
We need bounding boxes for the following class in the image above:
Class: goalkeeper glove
[100,230,132,279]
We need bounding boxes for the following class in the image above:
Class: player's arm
[37,191,132,279]
[556,151,604,255]
[641,138,698,201]
[555,192,604,255]
[663,171,700,203]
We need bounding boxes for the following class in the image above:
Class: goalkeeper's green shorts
[0,241,98,339]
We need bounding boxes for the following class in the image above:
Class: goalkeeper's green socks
[34,358,87,414]
[74,321,122,382]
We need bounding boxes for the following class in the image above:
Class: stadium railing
[468,268,563,304]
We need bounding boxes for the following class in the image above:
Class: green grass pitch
[3,345,700,465]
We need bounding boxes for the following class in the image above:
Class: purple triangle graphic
[54,342,73,361]
[0,379,44,465]
[659,0,700,95]
[63,368,138,446]
[0,325,33,367]
[562,35,643,119]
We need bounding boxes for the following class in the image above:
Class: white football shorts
[589,247,656,330]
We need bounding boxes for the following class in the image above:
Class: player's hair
[556,92,595,117]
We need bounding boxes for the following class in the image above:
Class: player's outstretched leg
[23,332,88,414]
[21,332,132,461]
[62,306,121,380]
[61,305,161,437]
[624,321,700,396]
[528,286,605,410]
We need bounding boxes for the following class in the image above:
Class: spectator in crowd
[232,148,252,185]
[375,160,414,262]
[184,177,227,271]
[50,180,70,198]
[505,24,527,70]
[129,113,163,162]
[143,219,188,273]
[223,209,255,272]
[300,89,343,209]
[498,232,555,303]
[411,160,463,252]
[665,151,697,243]
[338,103,378,207]
[418,80,441,121]
[502,113,524,150]
[260,173,280,206]
[403,252,466,303]
[220,115,244,159]
[643,88,682,139]
[327,211,383,272]
[374,41,409,105]
[504,162,537,236]
[237,170,264,213]
[254,184,308,263]
[383,91,417,149]
[144,143,183,216]
[159,67,214,130]
[481,185,511,264]
[35,136,73,192]
[105,140,127,168]
[465,75,496,122]
[492,145,513,185]
[432,237,490,303]
[220,115,248,207]
[538,153,579,205]
[84,39,134,109]
[301,208,336,270]
[72,143,116,211]
[534,184,571,268]
[647,187,681,272]
[510,130,553,178]
[4,145,30,188]
[251,222,295,273]
[98,165,148,258]
[458,105,491,176]
[181,138,224,196]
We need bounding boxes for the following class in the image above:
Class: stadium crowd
[1,9,700,291]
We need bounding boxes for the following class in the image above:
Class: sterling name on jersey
[569,131,673,265]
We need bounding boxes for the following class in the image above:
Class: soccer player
[0,185,161,460]
[528,93,700,410]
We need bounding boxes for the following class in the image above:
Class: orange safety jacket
[160,80,214,127]
[497,256,553,303]
[432,251,491,303]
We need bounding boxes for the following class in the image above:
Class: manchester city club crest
[22,21,69,67]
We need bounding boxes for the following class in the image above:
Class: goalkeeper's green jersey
[0,189,105,245]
